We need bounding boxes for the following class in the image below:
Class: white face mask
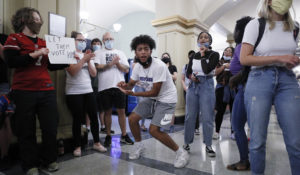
[93,45,101,51]
[223,56,231,61]
[104,40,114,50]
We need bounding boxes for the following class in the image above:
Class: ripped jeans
[244,66,300,175]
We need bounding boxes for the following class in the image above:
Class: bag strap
[254,17,266,51]
[294,22,299,41]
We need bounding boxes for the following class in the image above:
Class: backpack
[239,18,299,84]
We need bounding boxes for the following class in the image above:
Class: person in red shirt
[3,7,67,175]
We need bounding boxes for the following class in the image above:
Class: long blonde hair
[257,0,295,31]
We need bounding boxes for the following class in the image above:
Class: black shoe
[120,134,134,145]
[206,146,216,157]
[104,135,112,147]
[183,144,190,152]
[100,128,115,134]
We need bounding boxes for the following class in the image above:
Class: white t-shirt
[94,49,129,92]
[131,58,177,103]
[65,52,94,94]
[192,59,215,76]
[243,19,299,68]
[181,64,190,87]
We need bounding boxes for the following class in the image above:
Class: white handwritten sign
[45,35,77,64]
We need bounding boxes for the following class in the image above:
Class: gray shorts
[133,98,176,130]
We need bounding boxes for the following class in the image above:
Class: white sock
[176,147,182,153]
[135,141,143,147]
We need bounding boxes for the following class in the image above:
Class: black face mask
[161,57,170,64]
[27,21,42,34]
[137,56,152,68]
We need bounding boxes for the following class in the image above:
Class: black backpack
[239,18,299,84]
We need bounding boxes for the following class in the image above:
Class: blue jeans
[184,77,215,146]
[232,84,248,161]
[244,67,300,175]
[134,85,146,126]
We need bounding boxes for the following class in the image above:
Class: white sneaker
[129,143,145,160]
[231,133,236,140]
[174,147,189,168]
[213,132,219,140]
[93,144,107,152]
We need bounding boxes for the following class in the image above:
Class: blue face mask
[223,56,231,61]
[197,42,210,48]
[93,45,101,51]
[104,40,114,50]
[77,42,86,51]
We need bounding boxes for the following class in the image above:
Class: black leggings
[66,93,100,147]
[215,87,233,133]
[11,90,59,171]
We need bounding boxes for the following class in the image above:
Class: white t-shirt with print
[243,19,298,68]
[94,49,129,92]
[66,52,94,94]
[131,58,177,103]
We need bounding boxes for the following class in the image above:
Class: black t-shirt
[0,58,8,83]
[216,58,232,85]
[168,65,177,75]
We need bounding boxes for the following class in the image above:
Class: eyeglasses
[103,38,114,41]
[76,39,86,43]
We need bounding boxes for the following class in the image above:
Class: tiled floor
[2,108,292,175]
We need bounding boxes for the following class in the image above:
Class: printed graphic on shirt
[160,114,173,125]
[139,77,153,91]
[105,53,117,64]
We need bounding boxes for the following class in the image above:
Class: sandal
[227,160,250,171]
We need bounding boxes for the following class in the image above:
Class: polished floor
[2,108,292,175]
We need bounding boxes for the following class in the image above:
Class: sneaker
[73,148,81,157]
[183,144,190,152]
[93,144,107,152]
[100,127,105,133]
[141,125,147,132]
[26,167,39,175]
[174,147,189,168]
[45,162,59,172]
[100,128,115,134]
[213,132,219,140]
[231,133,236,140]
[121,134,134,145]
[129,143,145,159]
[104,135,112,147]
[206,146,216,157]
[227,160,250,171]
[195,129,200,135]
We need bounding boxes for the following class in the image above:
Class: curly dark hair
[130,35,156,51]
[11,7,43,33]
[91,38,102,46]
[234,16,253,44]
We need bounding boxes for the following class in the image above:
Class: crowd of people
[0,0,300,174]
